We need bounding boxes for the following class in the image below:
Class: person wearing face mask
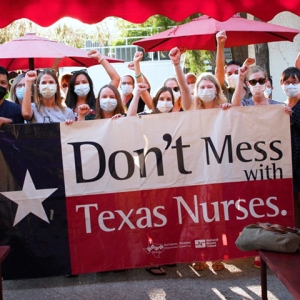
[9,73,26,106]
[127,83,174,117]
[185,73,197,96]
[66,49,120,121]
[94,84,125,120]
[121,51,152,113]
[281,67,300,228]
[22,69,75,123]
[215,31,252,103]
[59,73,72,103]
[168,47,231,113]
[264,76,273,99]
[0,66,24,126]
[232,65,282,107]
[163,77,183,112]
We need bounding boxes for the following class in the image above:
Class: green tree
[114,14,209,73]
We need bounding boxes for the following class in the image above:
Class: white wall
[61,60,175,97]
[263,12,300,102]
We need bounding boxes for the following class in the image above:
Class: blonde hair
[194,73,227,109]
[246,66,267,81]
[34,69,63,111]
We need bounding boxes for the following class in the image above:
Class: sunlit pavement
[3,257,294,300]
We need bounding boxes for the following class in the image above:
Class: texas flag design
[0,106,294,279]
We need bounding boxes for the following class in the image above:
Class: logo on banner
[143,241,164,258]
[195,239,206,248]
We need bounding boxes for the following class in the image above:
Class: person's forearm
[22,83,33,120]
[101,59,121,88]
[127,92,142,116]
[173,64,193,110]
[232,80,244,106]
[215,41,226,86]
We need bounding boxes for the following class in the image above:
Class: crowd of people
[0,30,299,275]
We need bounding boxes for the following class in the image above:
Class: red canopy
[1,0,300,27]
[0,33,123,70]
[133,15,300,52]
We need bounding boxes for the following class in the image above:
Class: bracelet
[135,73,143,79]
[174,64,181,69]
[98,57,104,64]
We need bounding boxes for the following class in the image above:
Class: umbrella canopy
[133,15,300,52]
[0,33,123,71]
[1,0,300,26]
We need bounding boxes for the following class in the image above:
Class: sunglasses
[61,84,68,88]
[172,87,179,92]
[248,78,266,86]
[36,68,58,77]
[71,69,88,75]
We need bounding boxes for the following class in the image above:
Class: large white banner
[61,105,292,196]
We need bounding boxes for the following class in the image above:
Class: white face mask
[74,84,90,97]
[226,74,239,89]
[282,84,300,98]
[172,90,180,102]
[249,83,265,96]
[188,83,195,95]
[121,84,133,95]
[156,100,173,113]
[264,87,272,98]
[16,86,25,101]
[39,84,57,99]
[198,88,216,103]
[100,98,118,112]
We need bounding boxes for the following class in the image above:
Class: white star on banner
[1,170,57,226]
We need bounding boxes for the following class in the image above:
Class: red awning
[1,0,300,27]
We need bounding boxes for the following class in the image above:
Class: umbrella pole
[29,58,34,70]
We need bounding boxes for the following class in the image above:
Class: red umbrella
[133,15,300,52]
[0,33,123,71]
[0,0,300,27]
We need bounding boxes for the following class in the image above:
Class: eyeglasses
[283,80,299,86]
[172,87,179,92]
[37,68,56,74]
[71,69,88,75]
[248,78,266,86]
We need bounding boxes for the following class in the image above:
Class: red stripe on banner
[67,178,293,274]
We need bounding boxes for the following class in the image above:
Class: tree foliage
[115,14,209,73]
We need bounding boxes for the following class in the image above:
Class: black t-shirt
[125,94,146,113]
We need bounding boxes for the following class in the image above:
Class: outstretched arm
[22,71,36,120]
[127,83,151,116]
[232,66,248,106]
[129,51,153,108]
[169,47,193,110]
[88,49,121,88]
[215,31,227,86]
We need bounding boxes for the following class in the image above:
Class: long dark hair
[152,86,174,114]
[95,84,125,119]
[65,70,96,110]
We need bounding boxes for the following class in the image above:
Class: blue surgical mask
[16,86,25,101]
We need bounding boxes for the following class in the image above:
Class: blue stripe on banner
[0,123,71,279]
